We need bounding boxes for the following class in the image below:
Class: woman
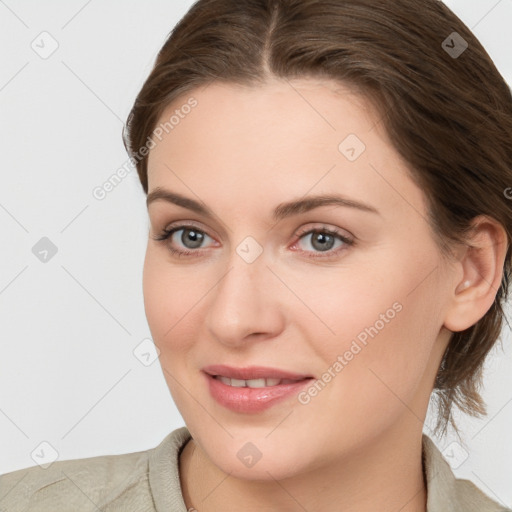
[1,0,511,510]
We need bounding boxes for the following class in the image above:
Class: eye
[152,223,215,258]
[152,222,354,259]
[291,225,354,259]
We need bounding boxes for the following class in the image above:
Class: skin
[143,78,507,512]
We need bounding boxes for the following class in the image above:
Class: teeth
[246,378,266,388]
[215,376,288,387]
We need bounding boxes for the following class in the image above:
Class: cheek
[142,251,201,411]
[307,252,443,401]
[318,280,442,426]
[292,262,403,363]
[142,248,201,353]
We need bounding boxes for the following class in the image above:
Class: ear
[443,215,509,333]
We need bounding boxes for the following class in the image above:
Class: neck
[179,421,427,512]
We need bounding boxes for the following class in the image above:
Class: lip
[202,365,314,413]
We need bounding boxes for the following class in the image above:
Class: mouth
[202,364,314,413]
[203,364,313,383]
[212,376,304,387]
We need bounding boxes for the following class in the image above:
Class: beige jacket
[0,427,509,511]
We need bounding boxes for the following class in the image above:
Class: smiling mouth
[203,365,314,413]
[213,376,308,388]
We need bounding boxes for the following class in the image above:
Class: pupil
[183,229,204,248]
[313,232,334,252]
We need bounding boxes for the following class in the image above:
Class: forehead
[146,78,427,223]
[149,77,379,159]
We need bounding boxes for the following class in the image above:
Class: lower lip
[205,373,313,413]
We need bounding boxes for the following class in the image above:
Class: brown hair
[123,0,512,436]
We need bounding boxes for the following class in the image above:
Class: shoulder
[1,438,156,511]
[422,434,511,512]
[453,478,512,512]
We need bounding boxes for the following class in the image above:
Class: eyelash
[152,222,355,260]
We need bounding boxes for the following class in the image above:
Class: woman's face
[143,78,456,479]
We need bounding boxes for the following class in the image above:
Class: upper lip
[202,364,313,381]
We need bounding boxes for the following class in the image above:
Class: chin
[213,446,308,481]
[187,420,326,482]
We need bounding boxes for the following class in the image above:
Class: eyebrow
[146,187,380,221]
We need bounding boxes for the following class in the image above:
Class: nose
[204,250,285,348]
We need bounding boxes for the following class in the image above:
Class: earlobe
[443,215,508,333]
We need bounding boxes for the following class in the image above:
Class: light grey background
[0,0,511,507]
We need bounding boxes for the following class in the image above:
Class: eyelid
[293,223,353,240]
[156,220,353,244]
[157,219,218,241]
